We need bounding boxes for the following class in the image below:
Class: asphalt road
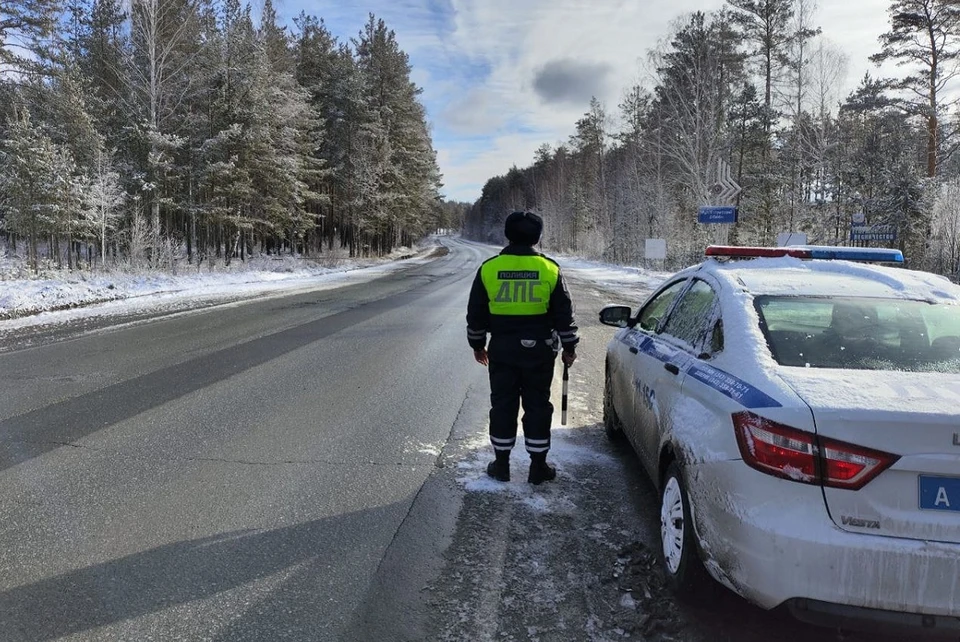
[0,237,494,642]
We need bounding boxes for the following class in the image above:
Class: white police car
[600,245,960,635]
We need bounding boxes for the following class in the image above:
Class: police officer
[466,211,579,485]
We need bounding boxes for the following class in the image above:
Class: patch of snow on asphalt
[456,425,618,507]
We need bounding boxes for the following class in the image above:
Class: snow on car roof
[703,256,960,303]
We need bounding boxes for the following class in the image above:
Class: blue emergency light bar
[705,245,904,263]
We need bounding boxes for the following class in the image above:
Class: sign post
[700,159,742,244]
[711,159,742,205]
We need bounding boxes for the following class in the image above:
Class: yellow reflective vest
[480,254,560,316]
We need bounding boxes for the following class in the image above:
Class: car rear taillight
[732,412,899,490]
[732,412,818,483]
[818,441,900,490]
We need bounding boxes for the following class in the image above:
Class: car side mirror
[599,305,633,328]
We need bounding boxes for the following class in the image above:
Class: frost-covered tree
[650,12,745,205]
[83,141,125,263]
[70,0,129,152]
[0,108,78,271]
[253,1,324,256]
[353,14,441,255]
[836,74,928,262]
[928,179,960,275]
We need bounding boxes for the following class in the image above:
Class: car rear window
[755,296,960,372]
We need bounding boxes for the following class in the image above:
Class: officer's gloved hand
[562,350,576,367]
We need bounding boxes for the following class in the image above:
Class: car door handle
[664,363,680,375]
[629,347,638,354]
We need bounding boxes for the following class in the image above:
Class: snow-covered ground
[557,256,670,295]
[0,243,438,328]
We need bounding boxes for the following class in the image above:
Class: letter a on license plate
[919,475,960,512]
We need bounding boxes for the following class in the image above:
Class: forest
[462,0,960,275]
[0,0,463,272]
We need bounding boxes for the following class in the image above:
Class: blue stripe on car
[685,362,782,408]
[619,331,782,409]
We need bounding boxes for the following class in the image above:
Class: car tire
[603,367,624,441]
[660,461,712,602]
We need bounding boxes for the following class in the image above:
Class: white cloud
[438,130,563,201]
[440,87,511,135]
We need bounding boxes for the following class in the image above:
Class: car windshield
[755,296,960,372]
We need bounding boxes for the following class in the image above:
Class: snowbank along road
[0,238,908,641]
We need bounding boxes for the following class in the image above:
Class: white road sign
[645,238,667,260]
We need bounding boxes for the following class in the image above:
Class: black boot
[486,451,510,482]
[528,452,556,485]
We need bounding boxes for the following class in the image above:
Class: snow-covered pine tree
[872,0,960,179]
[0,107,78,272]
[253,0,324,257]
[199,0,257,264]
[0,0,61,81]
[293,13,341,252]
[353,14,440,255]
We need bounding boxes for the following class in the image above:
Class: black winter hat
[504,211,543,246]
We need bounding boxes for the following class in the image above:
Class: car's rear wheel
[603,366,624,441]
[660,462,711,601]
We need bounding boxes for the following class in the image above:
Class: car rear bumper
[786,598,960,640]
[689,460,960,621]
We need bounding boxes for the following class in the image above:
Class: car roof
[694,256,960,303]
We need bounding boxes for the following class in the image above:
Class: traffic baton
[561,362,569,426]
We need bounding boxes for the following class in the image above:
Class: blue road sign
[698,206,738,224]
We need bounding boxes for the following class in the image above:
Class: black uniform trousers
[487,334,557,457]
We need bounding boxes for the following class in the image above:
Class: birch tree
[778,0,821,230]
[929,179,960,275]
[84,141,125,263]
[127,0,201,262]
[649,12,745,209]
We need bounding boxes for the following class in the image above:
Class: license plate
[919,475,960,512]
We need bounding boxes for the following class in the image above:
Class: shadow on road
[0,502,402,641]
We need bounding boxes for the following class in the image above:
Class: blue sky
[267,0,893,203]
